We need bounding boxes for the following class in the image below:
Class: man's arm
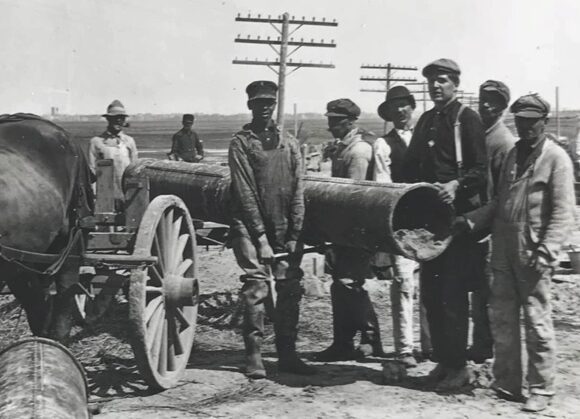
[539,151,576,262]
[287,139,305,243]
[88,138,99,175]
[194,131,204,159]
[347,142,372,180]
[456,109,487,196]
[128,136,138,162]
[373,137,392,183]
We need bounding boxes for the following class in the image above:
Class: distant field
[59,111,580,161]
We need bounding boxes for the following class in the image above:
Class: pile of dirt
[394,228,449,260]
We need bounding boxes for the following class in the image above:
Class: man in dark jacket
[228,80,316,379]
[315,98,385,362]
[168,114,204,162]
[402,58,488,390]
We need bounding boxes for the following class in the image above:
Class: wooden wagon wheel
[128,195,198,390]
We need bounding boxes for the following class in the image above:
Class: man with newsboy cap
[460,93,575,412]
[168,114,204,162]
[373,86,430,368]
[467,80,517,364]
[228,80,316,379]
[315,98,385,362]
[89,99,138,205]
[402,59,488,390]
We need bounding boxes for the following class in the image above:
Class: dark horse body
[0,114,93,339]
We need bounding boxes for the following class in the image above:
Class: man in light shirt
[372,86,431,367]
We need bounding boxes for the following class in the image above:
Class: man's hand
[257,234,274,263]
[528,249,552,275]
[434,180,460,204]
[285,240,297,254]
[451,215,470,236]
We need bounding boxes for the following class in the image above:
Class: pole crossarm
[360,89,388,93]
[360,76,417,82]
[405,81,428,85]
[235,14,338,26]
[233,59,334,68]
[235,37,336,48]
[361,64,417,71]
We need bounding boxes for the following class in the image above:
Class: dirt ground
[2,245,580,419]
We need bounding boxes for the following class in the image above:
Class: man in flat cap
[89,99,138,206]
[315,98,385,362]
[460,93,575,412]
[467,80,517,364]
[228,80,316,379]
[373,86,430,368]
[168,114,204,162]
[402,58,488,390]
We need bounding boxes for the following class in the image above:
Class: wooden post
[556,86,560,140]
[294,103,298,138]
[276,12,290,133]
[384,64,391,134]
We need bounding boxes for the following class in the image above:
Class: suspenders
[454,104,467,177]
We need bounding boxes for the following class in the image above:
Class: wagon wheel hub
[164,274,197,308]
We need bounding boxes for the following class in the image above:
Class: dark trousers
[420,236,487,369]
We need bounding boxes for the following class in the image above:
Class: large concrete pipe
[0,337,89,418]
[125,159,453,261]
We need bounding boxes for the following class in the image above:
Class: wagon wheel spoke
[148,304,166,357]
[146,301,165,350]
[176,259,193,277]
[153,235,165,275]
[167,308,185,355]
[161,209,174,271]
[175,234,190,263]
[158,321,168,375]
[167,216,183,272]
[146,285,163,294]
[144,295,163,324]
[149,266,164,286]
[174,307,191,331]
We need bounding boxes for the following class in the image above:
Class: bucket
[568,251,580,274]
[0,337,90,419]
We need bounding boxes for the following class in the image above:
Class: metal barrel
[125,159,453,261]
[0,337,90,419]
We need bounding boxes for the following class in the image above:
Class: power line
[359,63,417,133]
[233,12,338,132]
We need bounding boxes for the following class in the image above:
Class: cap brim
[248,95,277,102]
[513,110,545,118]
[103,113,128,117]
[324,112,352,118]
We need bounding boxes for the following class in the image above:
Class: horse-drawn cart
[0,158,210,390]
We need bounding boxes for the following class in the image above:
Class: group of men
[227,58,575,414]
[87,57,575,414]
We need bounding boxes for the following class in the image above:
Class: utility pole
[556,86,560,139]
[405,81,429,112]
[360,63,417,133]
[233,12,337,133]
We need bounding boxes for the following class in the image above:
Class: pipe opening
[391,186,453,261]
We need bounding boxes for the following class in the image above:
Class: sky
[0,0,578,116]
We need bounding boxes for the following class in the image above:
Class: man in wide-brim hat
[88,99,137,205]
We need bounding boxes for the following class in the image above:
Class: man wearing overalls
[228,80,316,379]
[462,94,575,412]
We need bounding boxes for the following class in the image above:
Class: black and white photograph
[0,0,579,417]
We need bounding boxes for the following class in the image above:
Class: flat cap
[422,58,461,78]
[325,98,361,119]
[182,113,194,121]
[378,86,416,121]
[246,80,278,102]
[480,80,510,106]
[510,93,550,118]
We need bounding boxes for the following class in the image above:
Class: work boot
[522,394,552,412]
[277,336,317,375]
[467,346,493,364]
[314,281,356,362]
[491,384,525,403]
[435,365,474,391]
[426,363,448,384]
[241,280,269,379]
[396,353,418,368]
